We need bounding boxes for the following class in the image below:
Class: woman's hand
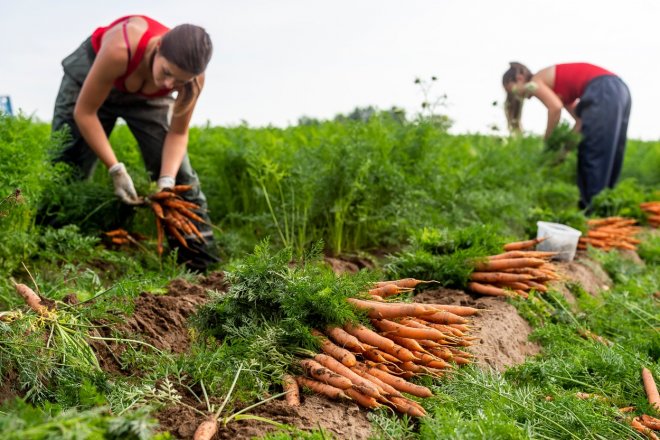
[109,163,143,205]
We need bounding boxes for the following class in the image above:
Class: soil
[414,287,541,372]
[156,394,373,440]
[551,252,613,305]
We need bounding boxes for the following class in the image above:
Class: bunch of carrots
[578,217,641,251]
[147,186,207,256]
[467,238,561,298]
[282,278,478,417]
[641,201,660,228]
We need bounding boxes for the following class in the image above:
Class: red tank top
[552,63,615,105]
[91,15,173,98]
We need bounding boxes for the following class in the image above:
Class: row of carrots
[641,201,660,229]
[287,279,477,414]
[468,238,561,298]
[578,217,641,251]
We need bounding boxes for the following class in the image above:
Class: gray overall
[52,37,219,271]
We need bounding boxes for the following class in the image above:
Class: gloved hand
[109,163,142,205]
[157,175,176,191]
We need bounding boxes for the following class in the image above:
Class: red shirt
[552,63,615,105]
[91,15,172,98]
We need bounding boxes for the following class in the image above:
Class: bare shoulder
[97,16,148,60]
[533,65,556,87]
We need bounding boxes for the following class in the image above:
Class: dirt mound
[414,287,540,372]
[93,271,228,372]
[551,253,613,305]
[156,394,372,440]
[118,271,227,353]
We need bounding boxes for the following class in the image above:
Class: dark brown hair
[160,24,213,115]
[502,62,532,132]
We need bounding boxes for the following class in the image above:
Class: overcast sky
[2,0,659,140]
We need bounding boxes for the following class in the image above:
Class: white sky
[2,0,659,140]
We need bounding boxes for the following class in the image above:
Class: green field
[0,112,659,439]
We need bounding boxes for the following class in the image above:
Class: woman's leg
[576,76,629,210]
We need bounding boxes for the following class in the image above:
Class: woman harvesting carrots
[49,15,219,271]
[502,62,631,213]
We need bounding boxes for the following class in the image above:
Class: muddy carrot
[150,201,165,219]
[155,216,164,256]
[389,395,427,417]
[640,414,660,430]
[111,237,130,245]
[352,364,403,397]
[631,417,659,440]
[344,387,381,409]
[14,283,48,316]
[325,326,368,353]
[295,376,348,400]
[300,359,352,390]
[642,367,660,411]
[177,207,207,224]
[149,191,177,201]
[192,417,218,440]
[104,228,128,237]
[165,224,190,249]
[282,374,300,406]
[312,329,357,367]
[173,184,194,193]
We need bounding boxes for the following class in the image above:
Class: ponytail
[502,62,532,133]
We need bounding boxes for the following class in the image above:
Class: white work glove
[157,175,176,191]
[109,163,142,205]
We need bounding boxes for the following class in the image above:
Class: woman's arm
[532,81,564,140]
[159,74,205,184]
[565,101,582,133]
[73,41,126,168]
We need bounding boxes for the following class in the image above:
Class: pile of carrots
[641,201,660,228]
[283,278,478,417]
[103,228,144,247]
[467,238,561,298]
[633,367,660,439]
[147,186,207,256]
[578,217,641,251]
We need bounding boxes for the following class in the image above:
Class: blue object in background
[0,96,13,116]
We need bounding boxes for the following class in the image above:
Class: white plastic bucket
[536,221,582,262]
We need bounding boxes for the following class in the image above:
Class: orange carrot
[346,298,436,319]
[313,354,381,398]
[325,326,367,353]
[312,329,357,367]
[345,387,381,409]
[642,367,660,411]
[104,228,128,237]
[389,395,427,417]
[149,191,177,201]
[470,272,533,284]
[111,237,130,245]
[283,374,300,406]
[640,414,660,430]
[165,224,190,249]
[631,417,659,440]
[155,216,164,256]
[368,284,412,297]
[372,319,445,340]
[299,359,352,390]
[503,237,547,251]
[474,258,546,272]
[387,336,429,353]
[150,201,165,219]
[351,364,403,397]
[14,283,48,316]
[422,304,480,317]
[467,282,512,297]
[374,278,431,289]
[362,348,400,364]
[490,250,557,260]
[192,417,218,440]
[295,376,348,400]
[177,207,207,224]
[416,310,468,325]
[344,324,416,362]
[173,184,194,193]
[366,367,433,398]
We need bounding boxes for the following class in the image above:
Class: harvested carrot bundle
[631,417,659,440]
[103,229,144,248]
[641,201,660,228]
[467,243,561,299]
[578,216,641,251]
[147,190,209,256]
